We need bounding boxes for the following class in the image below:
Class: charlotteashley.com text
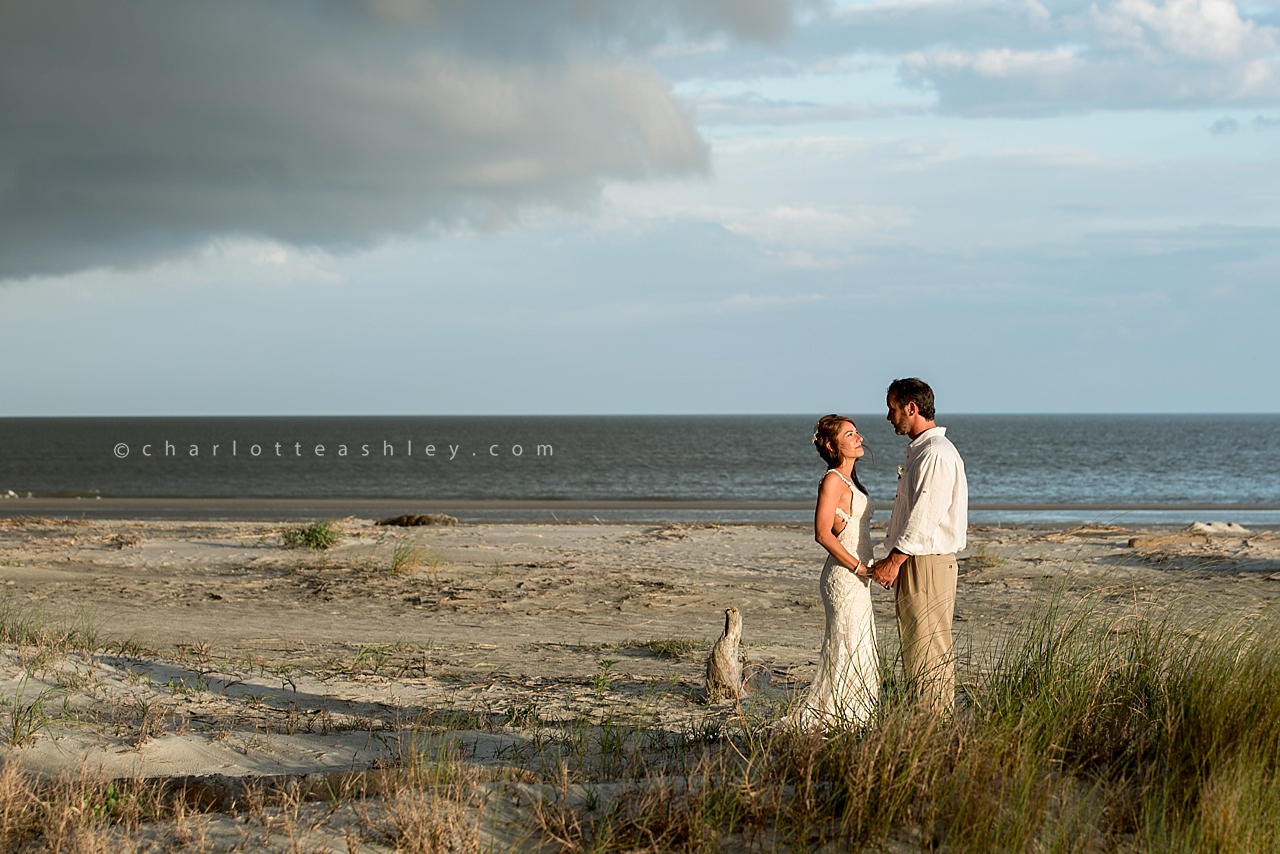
[112,440,553,460]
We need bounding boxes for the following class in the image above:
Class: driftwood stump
[705,607,743,701]
[376,514,458,527]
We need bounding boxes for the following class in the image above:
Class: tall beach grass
[540,594,1280,852]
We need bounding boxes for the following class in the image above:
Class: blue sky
[1,0,1277,415]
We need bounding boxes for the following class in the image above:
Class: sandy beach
[1,516,1277,850]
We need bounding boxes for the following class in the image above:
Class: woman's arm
[814,474,867,575]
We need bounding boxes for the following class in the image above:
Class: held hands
[868,557,902,589]
[845,558,888,586]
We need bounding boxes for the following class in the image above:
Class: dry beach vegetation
[0,516,1277,852]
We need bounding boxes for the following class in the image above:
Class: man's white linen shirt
[884,426,968,556]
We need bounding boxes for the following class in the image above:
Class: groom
[870,378,968,714]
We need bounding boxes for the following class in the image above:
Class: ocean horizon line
[4,497,1279,513]
[3,412,1280,419]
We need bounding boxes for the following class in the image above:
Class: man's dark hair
[887,377,936,420]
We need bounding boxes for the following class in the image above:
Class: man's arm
[871,451,959,587]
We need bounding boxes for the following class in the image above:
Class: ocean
[1,415,1277,525]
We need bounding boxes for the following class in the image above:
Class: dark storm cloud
[0,0,799,280]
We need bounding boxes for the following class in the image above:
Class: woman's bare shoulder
[817,470,853,498]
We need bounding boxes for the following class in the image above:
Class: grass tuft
[391,542,421,576]
[591,660,615,700]
[281,520,345,551]
[636,637,699,659]
[1,672,57,747]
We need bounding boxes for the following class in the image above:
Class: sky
[1,0,1277,415]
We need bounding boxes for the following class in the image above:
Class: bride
[788,414,879,729]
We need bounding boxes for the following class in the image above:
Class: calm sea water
[1,415,1278,524]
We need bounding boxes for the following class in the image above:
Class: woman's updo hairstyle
[813,414,853,467]
[812,414,869,494]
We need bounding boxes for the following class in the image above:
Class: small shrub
[282,520,345,551]
[592,660,615,700]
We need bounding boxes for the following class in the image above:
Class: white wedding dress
[789,471,879,729]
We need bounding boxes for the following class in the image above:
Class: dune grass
[533,595,1280,852]
[390,542,425,576]
[0,597,97,657]
[0,594,1277,851]
[281,520,345,551]
[631,638,701,659]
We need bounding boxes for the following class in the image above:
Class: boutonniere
[897,466,905,479]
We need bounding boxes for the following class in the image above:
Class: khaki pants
[895,553,958,714]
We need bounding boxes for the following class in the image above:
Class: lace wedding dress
[789,470,879,729]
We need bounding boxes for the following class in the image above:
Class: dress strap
[825,469,856,491]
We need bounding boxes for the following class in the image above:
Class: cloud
[644,0,1280,118]
[0,0,803,281]
[704,0,1280,117]
[690,92,923,123]
[1091,0,1274,61]
[715,203,914,250]
[599,191,916,268]
[889,0,1280,114]
[717,291,828,311]
[1207,112,1280,131]
[1056,201,1118,211]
